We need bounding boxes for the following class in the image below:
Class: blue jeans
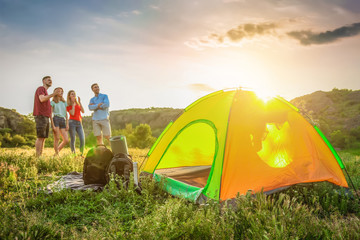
[69,119,85,154]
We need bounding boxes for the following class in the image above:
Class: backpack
[106,153,134,187]
[83,146,114,185]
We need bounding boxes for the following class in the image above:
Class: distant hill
[290,88,360,149]
[0,107,35,135]
[291,88,360,134]
[0,107,23,131]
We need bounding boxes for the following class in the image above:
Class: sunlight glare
[253,88,276,103]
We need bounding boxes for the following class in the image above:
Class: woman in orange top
[66,90,85,155]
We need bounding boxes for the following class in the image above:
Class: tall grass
[0,148,359,239]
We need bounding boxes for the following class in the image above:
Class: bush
[17,116,36,135]
[2,133,13,147]
[12,135,26,146]
[24,134,36,147]
[0,128,12,135]
[112,123,156,149]
[132,124,156,149]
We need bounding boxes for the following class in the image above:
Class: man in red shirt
[33,76,60,157]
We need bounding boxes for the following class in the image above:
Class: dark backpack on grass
[106,153,134,187]
[83,146,114,185]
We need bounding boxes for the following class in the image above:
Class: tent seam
[217,88,237,201]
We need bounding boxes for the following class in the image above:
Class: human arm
[39,94,53,102]
[66,111,69,131]
[50,106,55,129]
[99,94,109,109]
[78,97,85,113]
[93,95,109,110]
[88,98,98,111]
[39,88,61,103]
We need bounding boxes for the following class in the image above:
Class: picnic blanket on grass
[44,171,105,194]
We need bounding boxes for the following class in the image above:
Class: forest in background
[0,88,359,150]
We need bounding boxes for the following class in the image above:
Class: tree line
[0,113,156,149]
[0,91,359,151]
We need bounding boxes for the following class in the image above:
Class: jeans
[68,119,85,154]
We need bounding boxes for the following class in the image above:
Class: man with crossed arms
[88,83,111,146]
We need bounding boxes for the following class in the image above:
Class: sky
[0,0,359,115]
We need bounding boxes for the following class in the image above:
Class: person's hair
[91,83,98,90]
[42,76,51,82]
[53,87,65,103]
[67,90,79,106]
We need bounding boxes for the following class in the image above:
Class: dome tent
[141,89,348,202]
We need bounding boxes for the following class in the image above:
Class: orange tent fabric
[220,90,348,200]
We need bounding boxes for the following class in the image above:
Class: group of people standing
[33,76,111,157]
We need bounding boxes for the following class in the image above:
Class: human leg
[93,120,103,145]
[104,135,110,146]
[58,128,69,152]
[35,138,45,157]
[41,138,46,154]
[96,136,103,145]
[100,119,111,146]
[53,127,60,155]
[35,116,50,157]
[57,117,68,153]
[53,116,62,155]
[68,120,77,154]
[76,123,85,155]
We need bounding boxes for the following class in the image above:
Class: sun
[252,88,277,103]
[184,51,274,93]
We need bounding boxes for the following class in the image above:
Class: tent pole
[139,155,147,171]
[344,167,360,200]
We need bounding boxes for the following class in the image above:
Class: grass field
[1,147,360,239]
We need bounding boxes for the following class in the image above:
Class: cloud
[185,21,281,49]
[149,5,160,10]
[186,20,360,49]
[118,10,142,18]
[188,84,216,92]
[132,10,142,15]
[287,22,360,45]
[226,23,278,41]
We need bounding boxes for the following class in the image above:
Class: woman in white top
[50,87,69,155]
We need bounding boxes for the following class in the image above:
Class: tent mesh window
[154,120,218,188]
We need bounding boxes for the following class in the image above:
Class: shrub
[132,124,156,149]
[2,133,13,147]
[17,116,36,135]
[112,123,156,149]
[0,128,12,135]
[12,135,26,146]
[24,134,36,147]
